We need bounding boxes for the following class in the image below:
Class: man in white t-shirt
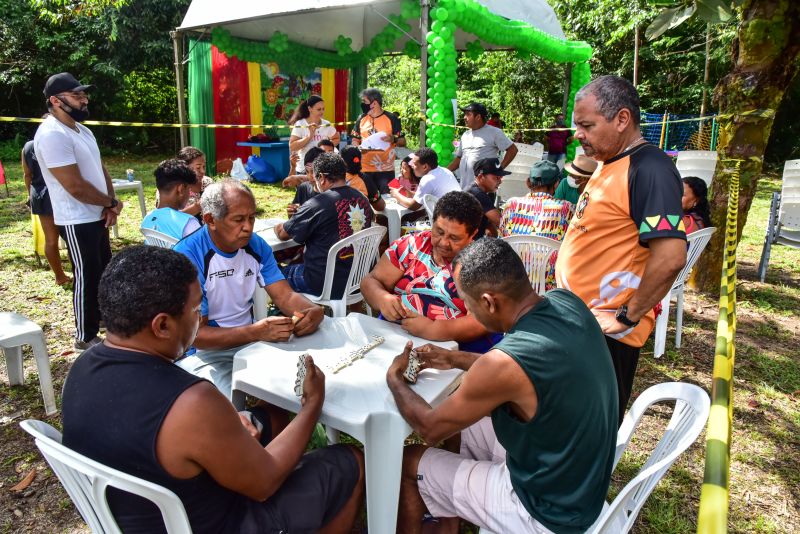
[389,147,459,212]
[447,102,518,190]
[33,72,124,351]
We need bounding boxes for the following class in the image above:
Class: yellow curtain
[247,62,263,136]
[321,68,336,123]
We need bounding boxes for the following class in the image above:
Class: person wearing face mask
[554,153,599,205]
[350,88,406,194]
[34,72,124,352]
[545,113,573,170]
[288,95,339,173]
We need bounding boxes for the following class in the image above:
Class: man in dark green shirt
[387,238,618,534]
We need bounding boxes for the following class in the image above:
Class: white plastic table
[377,195,420,244]
[111,179,146,238]
[231,313,460,534]
[254,218,299,252]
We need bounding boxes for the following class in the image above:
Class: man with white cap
[34,72,123,351]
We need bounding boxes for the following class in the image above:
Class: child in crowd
[176,146,213,218]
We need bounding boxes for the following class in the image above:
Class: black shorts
[239,445,359,533]
[30,186,53,216]
[364,171,395,195]
[605,336,641,425]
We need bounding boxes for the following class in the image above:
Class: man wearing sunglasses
[34,72,123,351]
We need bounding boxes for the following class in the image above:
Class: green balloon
[436,7,449,21]
[433,36,444,49]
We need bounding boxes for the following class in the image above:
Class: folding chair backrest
[422,194,439,220]
[779,160,800,230]
[20,419,192,534]
[671,227,716,292]
[589,382,710,534]
[501,235,561,294]
[140,228,180,249]
[676,150,718,186]
[317,226,387,301]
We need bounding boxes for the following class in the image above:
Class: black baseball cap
[43,72,93,98]
[460,102,488,118]
[474,158,511,177]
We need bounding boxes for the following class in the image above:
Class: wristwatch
[615,305,640,328]
[107,198,118,209]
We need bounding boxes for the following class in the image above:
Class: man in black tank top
[61,246,364,533]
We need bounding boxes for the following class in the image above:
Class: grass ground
[0,153,798,533]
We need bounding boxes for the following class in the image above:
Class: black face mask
[57,97,90,122]
[360,101,372,114]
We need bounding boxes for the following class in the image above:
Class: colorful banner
[211,45,251,164]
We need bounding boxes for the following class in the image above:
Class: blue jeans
[282,263,312,294]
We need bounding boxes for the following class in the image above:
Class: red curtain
[334,69,349,132]
[211,46,251,166]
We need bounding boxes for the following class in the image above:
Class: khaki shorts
[417,417,554,534]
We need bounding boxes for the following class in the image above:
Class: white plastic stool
[1,313,57,415]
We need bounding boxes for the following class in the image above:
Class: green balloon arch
[211,0,593,163]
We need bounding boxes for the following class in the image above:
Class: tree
[692,0,800,290]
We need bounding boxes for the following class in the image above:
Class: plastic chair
[1,313,56,416]
[421,194,439,220]
[497,173,530,203]
[501,235,561,295]
[301,226,386,317]
[480,382,709,534]
[20,419,192,534]
[758,159,800,282]
[514,142,544,160]
[675,150,718,186]
[653,227,716,358]
[509,153,541,168]
[140,228,180,249]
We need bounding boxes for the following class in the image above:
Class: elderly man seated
[389,147,460,211]
[62,246,364,533]
[274,152,375,298]
[387,238,618,534]
[141,158,201,240]
[173,179,324,398]
[361,191,500,353]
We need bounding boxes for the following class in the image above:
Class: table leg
[363,413,409,534]
[386,211,401,244]
[136,184,146,218]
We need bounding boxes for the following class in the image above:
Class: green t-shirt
[554,178,580,204]
[491,289,618,534]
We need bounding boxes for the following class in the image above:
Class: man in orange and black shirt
[350,87,405,194]
[556,76,687,424]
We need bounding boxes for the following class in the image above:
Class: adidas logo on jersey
[245,268,254,277]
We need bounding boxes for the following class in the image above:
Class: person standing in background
[34,72,123,351]
[544,113,573,170]
[288,95,339,173]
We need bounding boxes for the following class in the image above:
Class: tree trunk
[693,0,800,292]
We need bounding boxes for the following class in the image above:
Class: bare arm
[395,135,407,148]
[400,313,491,343]
[48,164,114,206]
[274,223,292,241]
[266,279,324,337]
[360,255,409,321]
[21,150,32,199]
[447,156,461,172]
[390,188,421,210]
[193,315,294,349]
[387,346,536,444]
[485,208,501,237]
[288,135,311,153]
[500,144,518,168]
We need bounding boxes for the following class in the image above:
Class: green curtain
[348,64,368,126]
[188,39,216,175]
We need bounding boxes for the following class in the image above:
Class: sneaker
[74,336,103,352]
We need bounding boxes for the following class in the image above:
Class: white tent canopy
[178,0,566,51]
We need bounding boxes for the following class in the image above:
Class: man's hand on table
[416,344,457,371]
[387,341,414,382]
[293,305,324,336]
[400,313,434,339]
[251,316,294,342]
[300,354,325,410]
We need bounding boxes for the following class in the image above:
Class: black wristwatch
[107,198,118,209]
[615,305,640,328]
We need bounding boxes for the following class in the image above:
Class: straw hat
[564,154,598,178]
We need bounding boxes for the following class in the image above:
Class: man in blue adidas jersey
[174,179,325,398]
[141,159,201,240]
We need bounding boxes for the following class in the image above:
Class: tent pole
[171,30,189,147]
[419,0,430,147]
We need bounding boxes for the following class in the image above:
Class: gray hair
[575,75,641,126]
[200,179,254,219]
[359,87,383,106]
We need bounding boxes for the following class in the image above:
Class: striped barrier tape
[696,159,741,534]
[0,116,355,129]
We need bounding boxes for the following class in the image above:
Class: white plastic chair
[301,226,386,317]
[509,153,541,168]
[140,228,180,249]
[421,194,439,220]
[20,419,192,534]
[514,142,544,160]
[1,313,56,415]
[501,235,561,294]
[481,382,710,534]
[676,150,718,186]
[758,159,800,282]
[653,227,716,358]
[497,172,530,203]
[505,162,530,176]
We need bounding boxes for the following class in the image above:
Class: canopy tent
[174,0,592,167]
